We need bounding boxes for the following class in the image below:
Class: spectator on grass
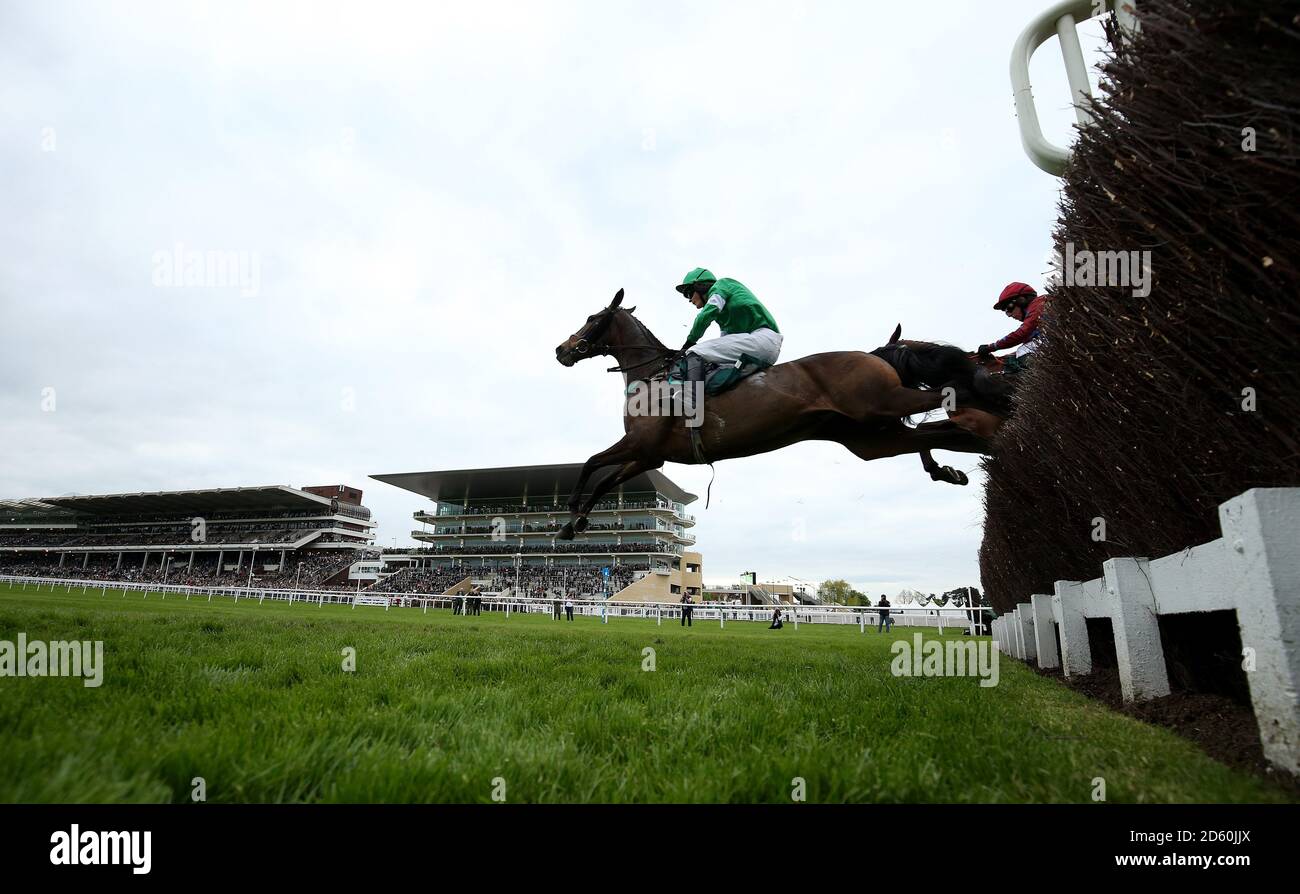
[680,592,693,628]
[564,597,574,621]
[769,607,783,630]
[877,595,893,633]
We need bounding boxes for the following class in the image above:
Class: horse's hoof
[573,517,589,533]
[941,466,968,486]
[929,466,968,486]
[558,523,575,540]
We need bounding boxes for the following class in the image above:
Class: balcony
[419,498,699,519]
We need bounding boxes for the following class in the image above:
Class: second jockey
[978,281,1045,372]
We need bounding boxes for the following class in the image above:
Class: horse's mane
[617,308,670,353]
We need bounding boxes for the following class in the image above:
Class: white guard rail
[991,488,1299,776]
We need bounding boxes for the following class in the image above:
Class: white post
[1052,580,1091,677]
[1016,604,1037,662]
[1219,488,1300,775]
[1030,594,1059,669]
[1103,557,1171,701]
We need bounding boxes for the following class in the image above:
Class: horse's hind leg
[920,449,968,486]
[834,421,984,486]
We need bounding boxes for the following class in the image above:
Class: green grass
[0,581,1290,803]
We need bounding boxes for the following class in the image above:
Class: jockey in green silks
[675,268,783,400]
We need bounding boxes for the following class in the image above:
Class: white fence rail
[991,488,1299,775]
[0,574,991,633]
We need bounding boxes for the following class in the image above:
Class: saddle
[668,353,772,396]
[659,353,773,465]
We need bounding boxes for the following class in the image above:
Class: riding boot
[682,353,706,420]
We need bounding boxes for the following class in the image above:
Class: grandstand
[0,484,377,589]
[371,463,703,602]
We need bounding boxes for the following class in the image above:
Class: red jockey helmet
[994,281,1036,310]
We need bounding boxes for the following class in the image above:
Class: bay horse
[553,289,993,540]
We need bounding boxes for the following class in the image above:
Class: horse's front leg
[559,435,637,540]
[577,459,661,519]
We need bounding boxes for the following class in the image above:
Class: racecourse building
[0,484,377,588]
[371,463,702,602]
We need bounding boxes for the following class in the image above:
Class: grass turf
[0,581,1291,803]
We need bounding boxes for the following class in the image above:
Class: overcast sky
[0,0,1105,594]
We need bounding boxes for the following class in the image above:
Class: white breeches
[688,328,783,367]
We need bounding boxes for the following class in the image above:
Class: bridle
[569,307,678,375]
[606,313,679,375]
[568,308,617,359]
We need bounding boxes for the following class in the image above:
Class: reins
[599,311,678,374]
[606,350,677,375]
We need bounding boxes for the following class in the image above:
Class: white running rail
[1011,0,1139,175]
[0,575,990,633]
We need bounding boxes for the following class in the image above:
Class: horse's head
[555,288,636,367]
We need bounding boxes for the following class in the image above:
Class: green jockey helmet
[676,267,716,295]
